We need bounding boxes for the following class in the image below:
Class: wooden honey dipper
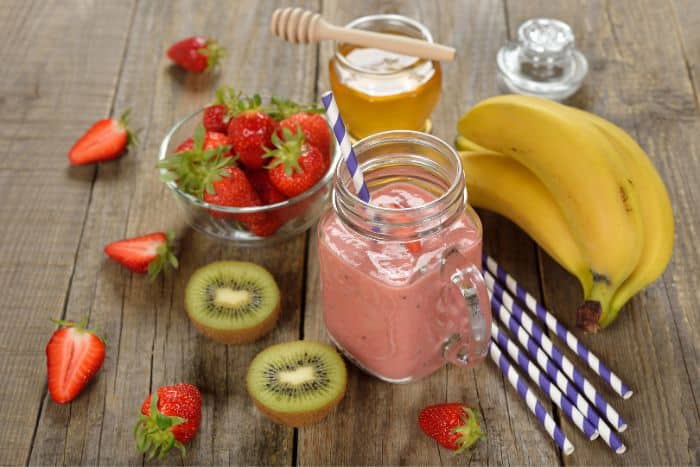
[270,7,455,62]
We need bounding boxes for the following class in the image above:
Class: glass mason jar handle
[442,264,489,368]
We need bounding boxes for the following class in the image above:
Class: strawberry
[227,94,276,169]
[135,383,202,460]
[265,127,327,198]
[202,87,239,133]
[158,124,235,197]
[247,169,288,205]
[277,113,331,164]
[176,132,231,155]
[68,109,137,165]
[46,318,105,404]
[104,231,178,280]
[167,36,225,73]
[203,166,269,226]
[176,138,194,152]
[202,104,228,133]
[418,403,485,453]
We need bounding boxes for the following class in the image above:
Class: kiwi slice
[185,261,280,344]
[246,340,347,427]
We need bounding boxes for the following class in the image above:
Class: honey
[328,15,442,139]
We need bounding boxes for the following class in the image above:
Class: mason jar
[317,131,491,383]
[328,15,442,139]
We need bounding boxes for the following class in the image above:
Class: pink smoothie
[318,182,488,382]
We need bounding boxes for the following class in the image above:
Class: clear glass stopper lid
[497,18,588,101]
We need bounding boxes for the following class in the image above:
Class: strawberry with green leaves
[227,94,276,169]
[104,231,178,280]
[202,87,239,133]
[167,36,224,73]
[418,403,485,453]
[68,110,137,165]
[265,127,328,198]
[46,318,105,404]
[135,383,202,460]
[158,124,234,198]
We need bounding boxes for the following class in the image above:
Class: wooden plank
[505,0,700,464]
[27,0,319,465]
[0,1,138,465]
[300,0,561,465]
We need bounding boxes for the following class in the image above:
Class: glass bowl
[159,108,340,245]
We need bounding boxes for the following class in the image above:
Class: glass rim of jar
[332,130,467,240]
[334,14,435,76]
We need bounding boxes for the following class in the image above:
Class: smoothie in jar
[317,131,491,383]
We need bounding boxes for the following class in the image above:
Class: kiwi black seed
[184,261,280,344]
[246,340,347,427]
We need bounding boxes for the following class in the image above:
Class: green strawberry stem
[264,126,306,176]
[199,40,226,72]
[453,408,485,453]
[134,392,187,460]
[157,124,235,197]
[117,108,139,148]
[147,230,179,281]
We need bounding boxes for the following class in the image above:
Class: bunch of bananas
[456,95,674,331]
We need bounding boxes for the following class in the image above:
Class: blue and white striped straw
[489,342,575,456]
[491,321,599,441]
[485,271,628,433]
[490,294,627,454]
[483,255,633,400]
[321,91,370,202]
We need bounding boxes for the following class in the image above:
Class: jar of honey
[329,15,442,140]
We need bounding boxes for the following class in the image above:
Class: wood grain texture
[0,0,697,465]
[505,0,700,464]
[26,0,318,465]
[300,1,561,465]
[0,1,138,465]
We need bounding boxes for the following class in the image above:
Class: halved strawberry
[46,318,105,404]
[68,110,137,165]
[104,231,178,280]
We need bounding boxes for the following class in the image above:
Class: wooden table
[1,1,697,465]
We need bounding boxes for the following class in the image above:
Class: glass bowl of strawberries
[158,89,339,245]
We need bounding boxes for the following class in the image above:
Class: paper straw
[321,91,370,202]
[483,254,633,400]
[490,294,627,454]
[485,271,628,433]
[489,342,574,456]
[490,321,599,440]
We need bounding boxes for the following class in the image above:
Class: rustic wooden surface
[0,0,697,465]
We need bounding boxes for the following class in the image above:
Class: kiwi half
[246,340,347,427]
[185,261,280,344]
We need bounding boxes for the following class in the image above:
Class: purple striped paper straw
[489,342,574,455]
[491,321,599,440]
[490,294,627,454]
[321,91,370,202]
[483,254,632,400]
[485,271,628,433]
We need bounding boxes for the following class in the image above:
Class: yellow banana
[460,150,593,297]
[511,95,674,325]
[458,95,644,331]
[569,110,674,322]
[455,135,496,153]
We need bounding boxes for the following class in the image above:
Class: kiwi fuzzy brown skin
[188,301,280,344]
[249,386,346,427]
